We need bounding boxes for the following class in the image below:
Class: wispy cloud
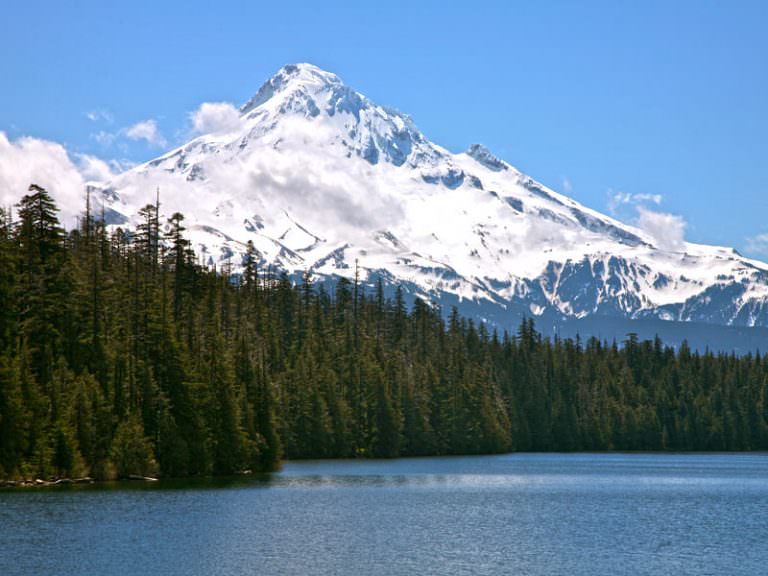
[85,109,113,124]
[91,130,117,147]
[90,116,167,150]
[606,188,686,251]
[561,176,572,194]
[745,233,768,257]
[125,119,166,147]
[636,206,687,252]
[607,189,663,214]
[190,102,241,134]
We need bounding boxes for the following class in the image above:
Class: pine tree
[15,185,68,386]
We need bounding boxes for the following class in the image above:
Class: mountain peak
[233,63,436,167]
[240,63,344,115]
[96,64,768,336]
[271,63,343,87]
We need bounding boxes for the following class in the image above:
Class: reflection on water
[1,453,767,576]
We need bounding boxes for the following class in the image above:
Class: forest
[0,185,767,481]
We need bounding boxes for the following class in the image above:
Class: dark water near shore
[1,453,767,575]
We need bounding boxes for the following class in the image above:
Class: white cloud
[89,114,167,149]
[561,177,572,194]
[114,116,407,243]
[125,119,166,147]
[201,123,405,235]
[85,109,113,124]
[190,102,241,134]
[91,130,116,147]
[76,154,119,182]
[636,206,687,252]
[0,131,119,227]
[608,189,663,214]
[745,233,768,256]
[605,189,685,251]
[107,158,137,173]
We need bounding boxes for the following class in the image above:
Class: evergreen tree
[15,185,68,386]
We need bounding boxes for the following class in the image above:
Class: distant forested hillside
[1,185,767,481]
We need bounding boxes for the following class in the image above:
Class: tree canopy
[0,186,767,480]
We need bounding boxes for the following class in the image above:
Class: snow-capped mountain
[91,63,768,344]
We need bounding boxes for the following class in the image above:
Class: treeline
[1,185,768,481]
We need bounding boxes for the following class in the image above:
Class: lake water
[1,453,767,575]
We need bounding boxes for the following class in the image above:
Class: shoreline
[4,450,768,490]
[0,474,159,489]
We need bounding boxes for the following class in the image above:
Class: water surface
[1,453,766,575]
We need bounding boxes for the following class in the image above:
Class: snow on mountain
[91,63,768,331]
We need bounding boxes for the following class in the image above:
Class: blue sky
[1,0,767,256]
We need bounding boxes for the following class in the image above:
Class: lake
[1,453,767,575]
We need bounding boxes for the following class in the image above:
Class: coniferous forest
[1,185,768,481]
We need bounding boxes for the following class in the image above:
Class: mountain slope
[90,63,768,342]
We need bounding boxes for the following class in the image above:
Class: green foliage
[111,414,156,478]
[0,354,27,476]
[1,184,768,481]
